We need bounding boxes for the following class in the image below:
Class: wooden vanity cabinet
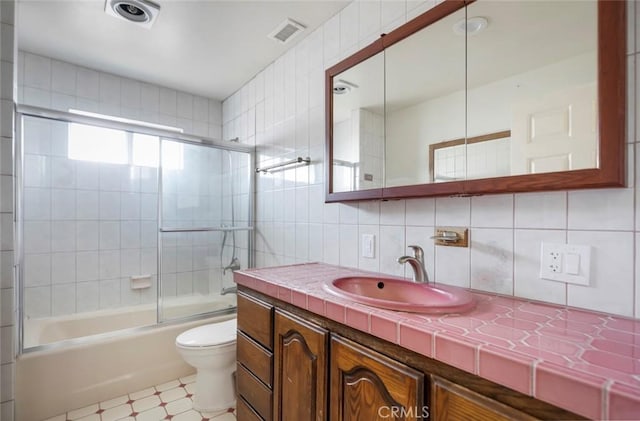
[273,310,328,421]
[236,287,583,421]
[272,309,423,421]
[237,292,274,421]
[431,376,538,421]
[330,335,425,421]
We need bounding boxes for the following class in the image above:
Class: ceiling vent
[268,18,306,44]
[105,0,161,29]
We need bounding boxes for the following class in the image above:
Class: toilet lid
[176,319,237,347]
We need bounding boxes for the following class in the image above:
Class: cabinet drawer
[237,396,264,421]
[238,330,273,387]
[238,292,273,350]
[432,377,539,421]
[237,363,273,421]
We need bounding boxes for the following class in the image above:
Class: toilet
[175,318,237,412]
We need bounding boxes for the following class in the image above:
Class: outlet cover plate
[540,242,591,286]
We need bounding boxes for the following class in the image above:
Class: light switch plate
[540,242,591,286]
[362,234,375,258]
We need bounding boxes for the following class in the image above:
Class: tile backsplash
[223,0,640,319]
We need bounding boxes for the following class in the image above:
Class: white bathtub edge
[16,314,235,421]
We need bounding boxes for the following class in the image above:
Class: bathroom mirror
[332,51,385,193]
[325,0,626,201]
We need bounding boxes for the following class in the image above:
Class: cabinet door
[432,376,539,421]
[273,310,328,421]
[330,335,425,421]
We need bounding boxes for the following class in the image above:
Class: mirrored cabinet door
[331,51,385,193]
[384,6,466,187]
[465,0,598,181]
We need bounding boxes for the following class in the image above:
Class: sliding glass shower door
[18,107,253,351]
[158,138,252,321]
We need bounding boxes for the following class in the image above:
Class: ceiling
[17,0,348,100]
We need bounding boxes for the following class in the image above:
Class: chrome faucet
[397,245,429,283]
[221,286,237,295]
[223,257,241,275]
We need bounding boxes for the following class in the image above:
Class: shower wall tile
[77,67,100,100]
[1,288,13,326]
[20,51,224,139]
[76,280,99,313]
[225,0,640,320]
[52,284,76,316]
[1,400,13,421]
[1,362,14,401]
[23,53,50,90]
[0,326,12,364]
[24,286,51,318]
[51,252,76,284]
[1,6,15,418]
[17,52,236,321]
[51,60,76,95]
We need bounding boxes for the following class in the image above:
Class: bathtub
[16,295,237,421]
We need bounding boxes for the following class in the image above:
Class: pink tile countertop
[235,263,640,421]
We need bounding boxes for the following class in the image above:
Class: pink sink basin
[324,276,476,314]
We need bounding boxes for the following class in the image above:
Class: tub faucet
[397,245,429,284]
[223,257,241,275]
[221,286,237,295]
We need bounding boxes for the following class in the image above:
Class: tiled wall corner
[225,0,640,320]
[0,0,15,419]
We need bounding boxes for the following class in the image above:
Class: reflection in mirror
[466,0,597,179]
[326,0,624,201]
[384,7,466,188]
[429,130,511,182]
[332,52,385,192]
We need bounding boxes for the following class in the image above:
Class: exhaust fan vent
[268,18,306,44]
[105,0,160,29]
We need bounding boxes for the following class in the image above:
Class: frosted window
[161,140,184,171]
[132,133,159,167]
[68,123,127,164]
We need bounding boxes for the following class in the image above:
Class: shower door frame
[15,105,255,354]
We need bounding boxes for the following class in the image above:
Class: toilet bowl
[175,318,237,412]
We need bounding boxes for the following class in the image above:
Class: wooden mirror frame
[325,0,626,202]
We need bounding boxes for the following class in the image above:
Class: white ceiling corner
[17,0,348,100]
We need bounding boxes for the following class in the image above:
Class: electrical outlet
[547,250,562,273]
[540,242,591,286]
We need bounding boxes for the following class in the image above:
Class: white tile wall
[1,1,15,416]
[19,51,224,140]
[17,52,254,322]
[228,0,640,320]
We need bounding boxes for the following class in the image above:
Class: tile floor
[44,373,236,421]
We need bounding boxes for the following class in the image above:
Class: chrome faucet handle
[407,245,424,263]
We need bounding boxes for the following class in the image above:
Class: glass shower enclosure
[16,106,253,351]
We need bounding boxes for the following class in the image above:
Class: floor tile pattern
[43,374,236,421]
